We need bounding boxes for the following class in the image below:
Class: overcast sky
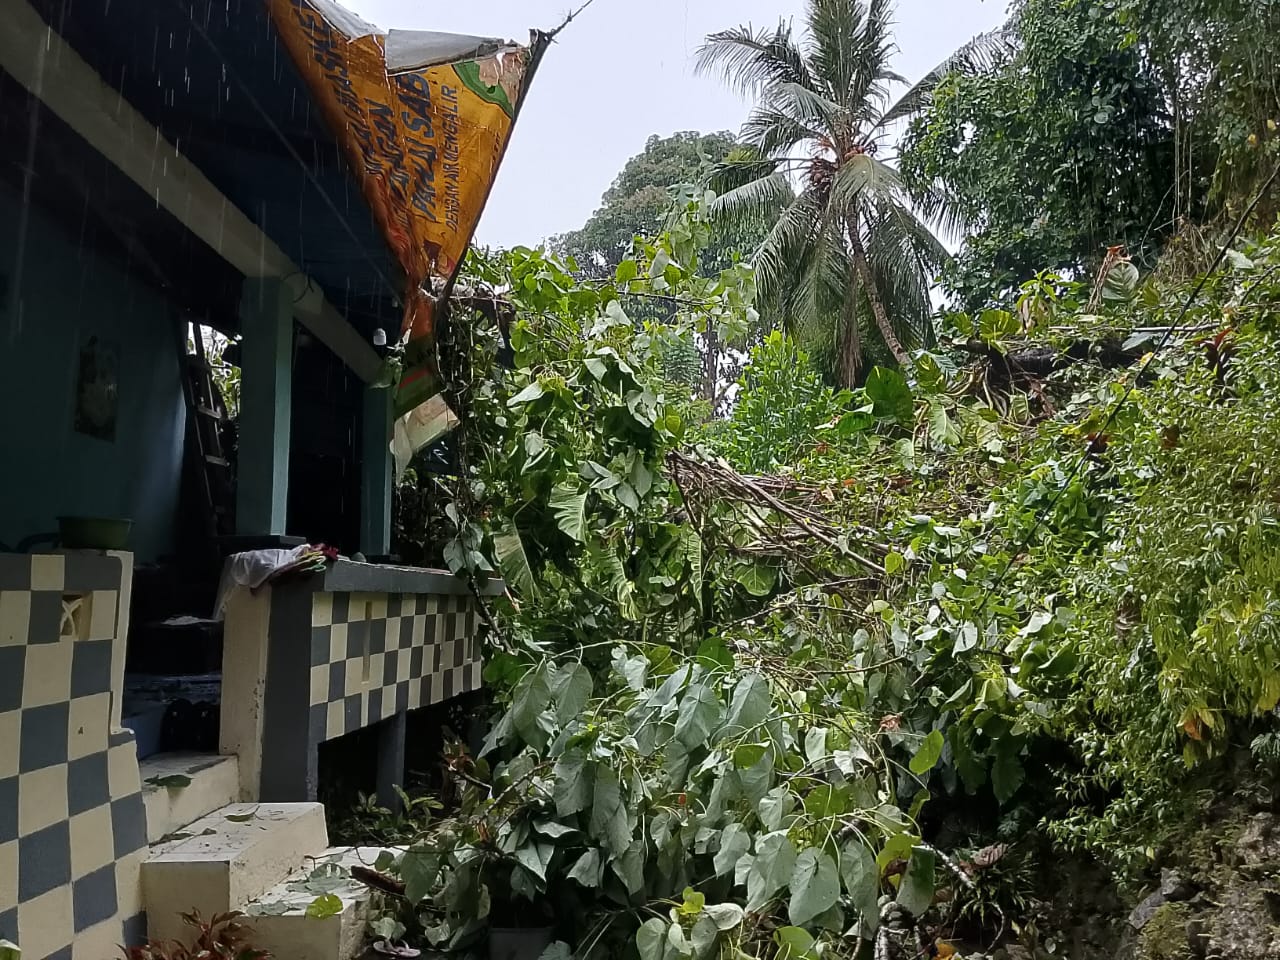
[345,0,1008,248]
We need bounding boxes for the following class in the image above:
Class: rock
[1206,881,1280,958]
[1185,916,1209,959]
[1160,868,1195,901]
[1234,812,1280,872]
[1128,890,1167,930]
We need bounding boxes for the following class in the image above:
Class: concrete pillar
[376,711,407,812]
[360,387,393,555]
[236,279,293,536]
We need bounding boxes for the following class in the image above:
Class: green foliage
[902,0,1280,309]
[411,120,1280,953]
[387,655,919,952]
[901,0,1176,309]
[551,132,777,281]
[123,911,270,960]
[329,789,443,848]
[705,333,858,473]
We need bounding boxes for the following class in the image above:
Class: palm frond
[876,25,1014,129]
[829,154,910,217]
[707,171,796,226]
[739,105,824,158]
[805,0,866,107]
[695,21,816,99]
[861,199,945,346]
[765,82,845,140]
[849,0,899,122]
[784,204,850,345]
[911,180,973,246]
[751,188,825,308]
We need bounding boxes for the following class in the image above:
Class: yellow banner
[268,0,544,414]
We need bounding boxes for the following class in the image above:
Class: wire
[970,161,1280,623]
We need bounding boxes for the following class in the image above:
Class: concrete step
[139,752,240,843]
[142,802,328,942]
[244,846,395,960]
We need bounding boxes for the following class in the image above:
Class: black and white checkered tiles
[0,553,147,960]
[307,591,480,743]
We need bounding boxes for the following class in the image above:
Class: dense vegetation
[374,0,1280,958]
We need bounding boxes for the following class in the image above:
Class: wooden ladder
[179,320,236,544]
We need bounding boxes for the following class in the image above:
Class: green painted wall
[0,183,186,561]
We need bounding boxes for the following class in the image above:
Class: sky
[346,0,1008,249]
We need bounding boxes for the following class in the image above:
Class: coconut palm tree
[697,0,1001,386]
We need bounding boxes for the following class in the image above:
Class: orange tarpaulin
[268,0,545,421]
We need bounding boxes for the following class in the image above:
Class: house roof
[23,0,403,338]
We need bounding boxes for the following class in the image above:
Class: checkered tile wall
[307,591,480,743]
[0,553,147,960]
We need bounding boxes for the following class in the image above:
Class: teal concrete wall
[0,183,186,561]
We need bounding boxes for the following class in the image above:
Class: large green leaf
[513,841,553,882]
[896,846,936,917]
[399,847,440,904]
[788,849,840,925]
[839,840,879,931]
[589,766,632,857]
[909,730,944,776]
[493,526,536,598]
[675,683,722,748]
[746,832,797,911]
[758,786,797,831]
[553,750,592,816]
[507,381,546,407]
[734,562,776,597]
[864,367,913,421]
[773,927,818,960]
[725,673,771,734]
[567,849,602,887]
[636,919,670,960]
[704,903,744,931]
[305,893,343,918]
[549,483,588,542]
[926,401,960,449]
[714,823,751,877]
[550,662,593,725]
[511,665,552,749]
[992,739,1026,804]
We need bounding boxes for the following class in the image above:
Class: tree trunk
[835,293,861,389]
[700,328,720,409]
[847,218,911,368]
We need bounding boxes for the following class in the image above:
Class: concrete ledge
[142,802,328,941]
[317,559,504,597]
[245,846,397,960]
[140,752,240,843]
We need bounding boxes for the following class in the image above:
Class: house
[0,0,532,956]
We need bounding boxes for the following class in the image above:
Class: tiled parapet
[0,551,147,960]
[220,560,500,804]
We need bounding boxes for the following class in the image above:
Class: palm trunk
[847,217,911,368]
[835,294,861,389]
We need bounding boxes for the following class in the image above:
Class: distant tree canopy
[550,131,777,280]
[900,0,1280,311]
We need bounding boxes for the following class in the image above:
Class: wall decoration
[74,336,118,441]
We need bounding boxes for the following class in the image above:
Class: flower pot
[488,927,553,960]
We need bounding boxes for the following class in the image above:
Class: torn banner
[268,0,545,471]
